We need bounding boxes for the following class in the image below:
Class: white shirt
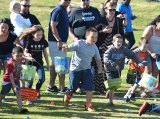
[10,12,32,36]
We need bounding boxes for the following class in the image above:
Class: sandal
[85,102,95,112]
[63,91,72,106]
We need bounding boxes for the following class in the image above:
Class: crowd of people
[0,0,160,116]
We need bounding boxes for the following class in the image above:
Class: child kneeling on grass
[62,27,102,112]
[0,46,33,113]
[103,34,145,106]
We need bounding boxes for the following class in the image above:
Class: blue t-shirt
[117,2,133,32]
[48,4,69,42]
[68,40,101,71]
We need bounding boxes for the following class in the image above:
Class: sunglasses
[22,5,31,8]
[108,9,116,12]
[82,0,89,2]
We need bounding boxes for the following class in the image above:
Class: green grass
[0,0,160,119]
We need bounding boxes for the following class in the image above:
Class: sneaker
[19,108,28,114]
[85,102,95,112]
[123,95,130,103]
[46,86,59,93]
[57,88,68,95]
[123,97,130,103]
[138,102,150,116]
[148,92,157,98]
[26,101,33,105]
[63,91,72,106]
[130,93,136,101]
[140,90,147,98]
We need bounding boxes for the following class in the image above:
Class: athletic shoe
[45,86,59,93]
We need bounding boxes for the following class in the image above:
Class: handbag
[21,64,36,82]
[126,69,137,84]
[104,70,121,90]
[20,87,39,101]
[104,78,121,90]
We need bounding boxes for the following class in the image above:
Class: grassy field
[0,0,160,119]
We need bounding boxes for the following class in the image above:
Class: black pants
[125,31,135,49]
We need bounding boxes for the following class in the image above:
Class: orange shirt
[129,52,147,73]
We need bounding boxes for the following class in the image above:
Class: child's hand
[57,41,63,50]
[62,44,68,52]
[128,60,132,65]
[115,65,120,70]
[24,52,32,57]
[28,57,35,62]
[151,53,157,59]
[138,63,145,68]
[13,86,20,93]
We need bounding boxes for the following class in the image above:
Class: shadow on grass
[1,88,159,118]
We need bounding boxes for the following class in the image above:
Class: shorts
[106,71,121,80]
[48,41,66,64]
[1,81,20,95]
[135,72,141,84]
[0,53,12,61]
[68,69,94,92]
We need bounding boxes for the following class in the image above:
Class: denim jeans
[26,66,45,90]
[148,104,160,113]
[68,69,94,92]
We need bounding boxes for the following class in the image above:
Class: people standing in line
[19,25,49,105]
[69,0,101,41]
[117,0,136,49]
[0,18,20,74]
[9,0,31,37]
[62,27,102,112]
[103,34,144,106]
[20,0,41,25]
[46,0,71,93]
[94,2,124,95]
[142,18,160,81]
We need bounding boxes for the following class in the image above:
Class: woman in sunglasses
[93,2,124,95]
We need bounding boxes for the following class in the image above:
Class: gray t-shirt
[68,40,101,71]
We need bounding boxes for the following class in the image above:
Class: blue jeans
[125,31,135,49]
[26,66,45,90]
[1,81,20,95]
[0,53,12,61]
[68,69,94,92]
[148,104,160,113]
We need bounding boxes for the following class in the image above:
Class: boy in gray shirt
[103,34,145,106]
[62,27,102,112]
